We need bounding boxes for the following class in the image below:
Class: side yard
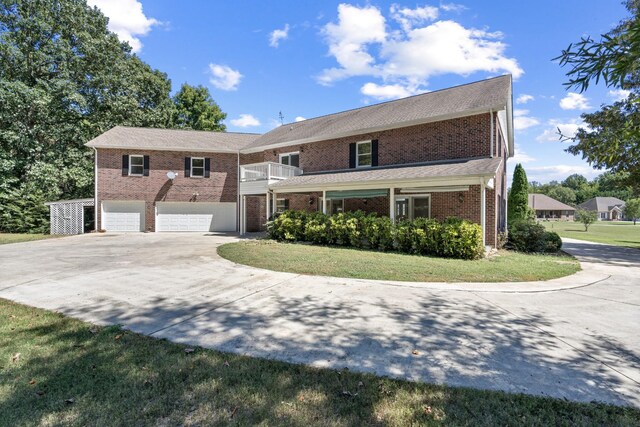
[218,240,580,282]
[0,233,62,245]
[1,298,638,426]
[543,221,640,249]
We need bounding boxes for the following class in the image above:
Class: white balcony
[240,162,303,195]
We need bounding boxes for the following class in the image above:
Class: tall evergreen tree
[508,164,530,225]
[0,0,175,232]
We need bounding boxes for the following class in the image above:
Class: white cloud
[559,92,591,110]
[208,64,243,91]
[536,119,585,142]
[511,143,535,164]
[230,114,260,127]
[513,109,540,131]
[440,3,467,12]
[608,88,631,101]
[360,82,421,100]
[526,165,599,182]
[516,94,534,104]
[318,4,523,97]
[295,116,306,122]
[269,24,290,47]
[390,4,439,32]
[87,0,158,53]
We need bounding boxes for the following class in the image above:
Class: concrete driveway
[1,233,638,408]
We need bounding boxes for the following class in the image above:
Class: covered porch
[239,158,502,247]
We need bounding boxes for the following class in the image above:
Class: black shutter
[122,155,129,176]
[371,139,379,167]
[143,155,150,176]
[349,143,356,168]
[204,158,211,178]
[184,157,191,178]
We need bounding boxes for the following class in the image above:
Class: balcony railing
[240,162,303,182]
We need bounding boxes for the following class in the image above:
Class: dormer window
[356,141,372,168]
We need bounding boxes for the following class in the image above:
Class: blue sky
[88,0,628,183]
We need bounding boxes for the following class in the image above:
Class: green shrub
[507,220,562,253]
[268,209,486,260]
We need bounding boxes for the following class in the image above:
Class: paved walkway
[0,233,638,408]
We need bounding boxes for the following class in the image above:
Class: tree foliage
[172,84,227,131]
[576,209,598,231]
[508,164,530,224]
[556,1,640,187]
[624,198,640,224]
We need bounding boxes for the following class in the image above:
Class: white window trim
[190,157,205,178]
[276,198,289,212]
[395,194,431,220]
[129,154,144,176]
[356,140,372,169]
[279,152,299,167]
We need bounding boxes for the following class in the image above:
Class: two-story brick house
[86,75,513,247]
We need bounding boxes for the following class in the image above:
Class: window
[356,141,372,168]
[330,199,344,215]
[412,197,430,219]
[276,199,289,213]
[191,157,205,177]
[279,152,299,168]
[129,155,144,176]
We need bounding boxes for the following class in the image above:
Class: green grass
[218,240,580,282]
[543,221,640,249]
[1,298,638,426]
[0,233,62,245]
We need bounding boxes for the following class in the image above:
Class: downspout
[489,109,494,158]
[237,150,240,233]
[93,147,98,232]
[481,179,486,248]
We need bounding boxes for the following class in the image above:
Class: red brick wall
[262,113,491,172]
[97,149,238,231]
[245,195,266,232]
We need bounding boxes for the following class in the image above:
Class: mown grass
[543,221,640,249]
[0,233,62,245]
[1,298,638,426]
[218,240,580,282]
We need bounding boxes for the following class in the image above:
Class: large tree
[172,84,226,131]
[508,164,530,225]
[556,0,640,189]
[0,0,175,232]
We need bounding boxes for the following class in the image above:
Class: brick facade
[97,149,237,231]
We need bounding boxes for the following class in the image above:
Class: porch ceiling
[269,157,502,192]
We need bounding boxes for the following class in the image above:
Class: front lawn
[1,298,638,426]
[543,221,640,249]
[218,240,580,282]
[0,233,62,245]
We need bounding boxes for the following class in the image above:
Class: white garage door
[102,201,145,232]
[156,202,236,232]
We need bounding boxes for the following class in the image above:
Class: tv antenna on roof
[278,111,284,125]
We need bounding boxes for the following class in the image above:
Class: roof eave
[86,144,241,154]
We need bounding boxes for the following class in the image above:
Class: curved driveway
[0,233,638,408]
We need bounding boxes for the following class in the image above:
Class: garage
[102,201,146,232]
[156,202,236,232]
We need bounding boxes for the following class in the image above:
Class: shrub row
[267,210,485,260]
[507,220,562,253]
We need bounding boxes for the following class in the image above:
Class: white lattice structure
[45,198,94,235]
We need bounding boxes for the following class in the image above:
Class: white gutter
[93,147,98,232]
[236,150,240,232]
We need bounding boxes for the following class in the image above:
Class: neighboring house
[577,197,626,221]
[86,75,514,247]
[528,194,575,220]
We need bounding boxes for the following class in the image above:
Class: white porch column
[241,195,247,235]
[322,190,327,214]
[265,192,270,221]
[272,192,277,214]
[389,187,395,222]
[480,181,486,247]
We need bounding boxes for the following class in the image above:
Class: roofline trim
[241,105,508,154]
[86,144,241,154]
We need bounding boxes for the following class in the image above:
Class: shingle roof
[243,75,512,152]
[528,194,575,211]
[86,126,259,152]
[269,157,502,190]
[577,197,626,212]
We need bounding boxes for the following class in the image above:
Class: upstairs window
[356,141,372,168]
[129,155,144,176]
[191,157,205,178]
[279,152,299,168]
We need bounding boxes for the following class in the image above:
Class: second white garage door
[156,202,236,232]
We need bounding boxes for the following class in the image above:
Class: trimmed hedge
[507,220,562,253]
[268,210,485,260]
